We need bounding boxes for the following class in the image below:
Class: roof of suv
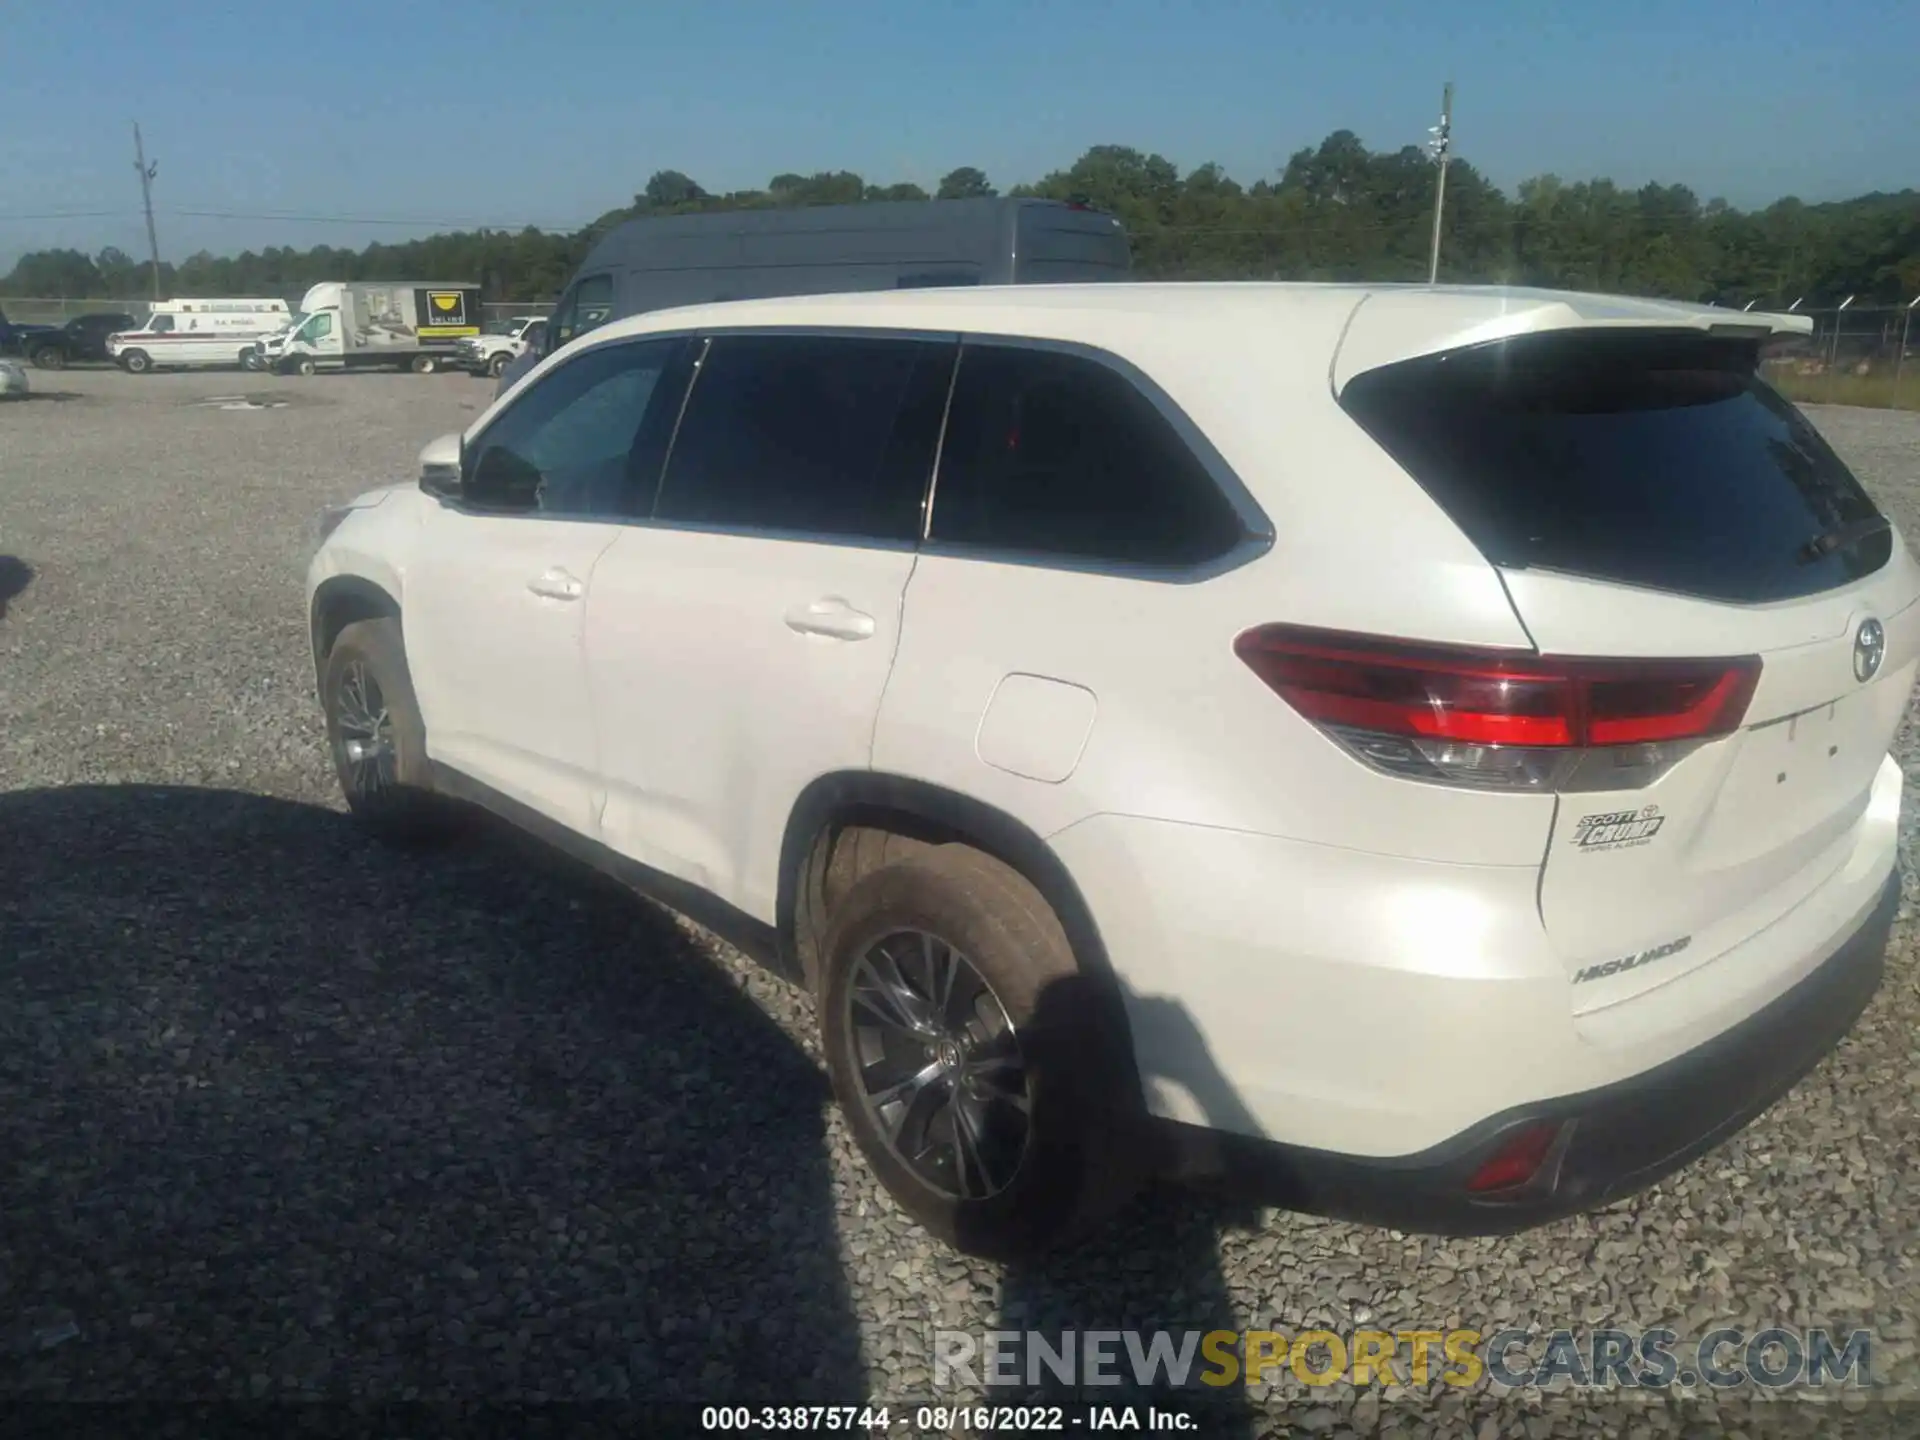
[581,281,1812,388]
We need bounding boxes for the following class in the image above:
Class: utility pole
[1426,82,1454,286]
[132,122,161,302]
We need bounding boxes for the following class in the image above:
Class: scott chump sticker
[1570,804,1665,853]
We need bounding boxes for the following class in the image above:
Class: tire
[486,352,511,378]
[411,355,438,375]
[819,844,1145,1260]
[120,349,152,374]
[293,356,316,377]
[240,349,263,372]
[30,345,66,371]
[321,618,457,844]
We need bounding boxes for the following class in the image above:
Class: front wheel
[293,356,316,377]
[819,845,1145,1261]
[119,349,152,374]
[321,618,458,844]
[486,352,512,378]
[240,349,263,372]
[410,354,438,375]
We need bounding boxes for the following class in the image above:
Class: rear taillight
[1235,625,1761,793]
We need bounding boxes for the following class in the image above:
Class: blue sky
[2,0,1914,269]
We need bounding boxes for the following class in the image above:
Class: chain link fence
[1752,302,1920,409]
[1758,304,1920,375]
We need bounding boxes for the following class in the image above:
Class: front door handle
[785,596,876,641]
[527,567,585,601]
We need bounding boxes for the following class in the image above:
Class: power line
[0,206,572,229]
[167,208,574,230]
[0,209,142,222]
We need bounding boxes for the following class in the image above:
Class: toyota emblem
[1853,618,1885,683]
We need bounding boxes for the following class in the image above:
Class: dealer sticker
[1571,804,1665,853]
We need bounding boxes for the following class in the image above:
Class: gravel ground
[2,370,1917,1436]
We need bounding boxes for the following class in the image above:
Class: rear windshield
[1338,330,1891,604]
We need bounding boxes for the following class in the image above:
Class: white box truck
[266,282,482,375]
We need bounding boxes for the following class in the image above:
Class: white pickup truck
[453,316,548,378]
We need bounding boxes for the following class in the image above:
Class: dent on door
[975,674,1099,784]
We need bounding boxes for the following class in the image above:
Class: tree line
[6,134,1918,310]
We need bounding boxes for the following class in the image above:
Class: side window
[550,274,615,351]
[928,344,1246,567]
[307,314,334,341]
[149,315,175,334]
[653,334,953,542]
[464,337,684,518]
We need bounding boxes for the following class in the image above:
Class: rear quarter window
[1337,330,1891,604]
[928,343,1246,568]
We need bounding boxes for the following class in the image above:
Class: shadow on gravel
[992,1199,1262,1435]
[0,784,864,1404]
[11,392,83,403]
[980,982,1263,1436]
[0,556,30,618]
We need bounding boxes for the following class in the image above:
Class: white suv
[306,283,1914,1259]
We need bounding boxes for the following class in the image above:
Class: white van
[108,299,292,373]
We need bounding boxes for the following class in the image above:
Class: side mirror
[418,431,463,499]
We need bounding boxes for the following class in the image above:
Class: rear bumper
[1158,869,1896,1234]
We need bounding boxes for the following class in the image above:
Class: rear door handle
[527,567,585,601]
[785,597,876,641]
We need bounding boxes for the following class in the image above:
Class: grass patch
[1770,369,1920,412]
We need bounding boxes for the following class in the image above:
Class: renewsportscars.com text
[933,1326,1874,1392]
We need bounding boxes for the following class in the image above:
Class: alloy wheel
[846,930,1031,1201]
[333,660,398,800]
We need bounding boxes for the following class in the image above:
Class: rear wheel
[119,349,152,374]
[240,349,263,372]
[30,345,65,371]
[819,844,1145,1260]
[410,354,439,375]
[321,618,457,844]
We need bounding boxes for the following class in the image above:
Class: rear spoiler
[1332,288,1815,394]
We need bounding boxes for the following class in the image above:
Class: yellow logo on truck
[419,289,477,338]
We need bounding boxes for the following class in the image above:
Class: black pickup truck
[0,309,58,358]
[13,311,139,368]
